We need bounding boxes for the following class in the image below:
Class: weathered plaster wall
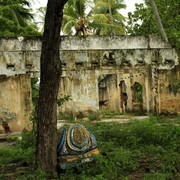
[0,36,179,131]
[99,74,120,111]
[60,70,99,114]
[158,68,180,114]
[0,74,32,131]
[60,47,179,114]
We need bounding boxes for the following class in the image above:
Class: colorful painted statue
[57,123,100,169]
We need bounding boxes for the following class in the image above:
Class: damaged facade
[0,36,179,131]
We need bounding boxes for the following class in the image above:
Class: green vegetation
[58,112,74,120]
[90,0,126,35]
[127,0,180,48]
[0,0,41,36]
[87,111,101,121]
[100,108,123,117]
[31,77,39,107]
[60,0,126,35]
[0,115,179,179]
[133,82,143,103]
[38,0,126,36]
[57,95,72,107]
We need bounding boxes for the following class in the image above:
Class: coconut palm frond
[62,20,78,35]
[113,13,126,22]
[63,15,77,22]
[62,0,126,36]
[19,0,30,7]
[90,0,126,35]
[112,2,126,11]
[75,0,86,17]
[89,14,111,24]
[64,4,78,19]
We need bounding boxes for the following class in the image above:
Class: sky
[121,0,144,16]
[33,0,144,17]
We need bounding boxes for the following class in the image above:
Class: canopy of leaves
[0,0,41,36]
[62,0,88,35]
[62,0,126,35]
[126,0,180,48]
[90,0,126,35]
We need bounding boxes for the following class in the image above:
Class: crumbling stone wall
[158,66,180,114]
[0,36,179,131]
[60,47,179,115]
[0,74,32,131]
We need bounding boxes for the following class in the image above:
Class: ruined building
[0,36,179,131]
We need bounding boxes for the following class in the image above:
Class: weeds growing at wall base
[0,115,179,179]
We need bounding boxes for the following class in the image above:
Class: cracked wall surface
[0,36,179,131]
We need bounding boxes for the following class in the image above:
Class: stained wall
[0,36,179,131]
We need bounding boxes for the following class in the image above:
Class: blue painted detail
[57,123,99,169]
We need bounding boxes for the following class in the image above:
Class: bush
[19,131,36,149]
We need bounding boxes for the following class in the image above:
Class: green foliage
[0,131,35,179]
[144,172,173,180]
[0,145,34,165]
[96,119,180,152]
[88,111,101,121]
[18,131,36,149]
[168,79,180,96]
[0,116,179,179]
[57,95,73,120]
[31,77,39,107]
[58,112,74,120]
[58,117,179,179]
[62,0,90,35]
[80,118,180,179]
[155,114,180,125]
[127,0,180,48]
[57,95,72,107]
[89,0,126,35]
[100,108,123,117]
[0,0,41,36]
[134,82,143,103]
[62,0,126,35]
[17,169,58,180]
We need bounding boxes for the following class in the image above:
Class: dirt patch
[0,141,16,147]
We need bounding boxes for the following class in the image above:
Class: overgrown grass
[57,112,74,120]
[0,115,179,179]
[100,108,123,117]
[0,131,36,179]
[0,131,35,164]
[58,116,180,179]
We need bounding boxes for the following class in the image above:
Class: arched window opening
[119,81,128,111]
[132,82,143,104]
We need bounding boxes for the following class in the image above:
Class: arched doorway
[131,82,143,111]
[119,80,128,112]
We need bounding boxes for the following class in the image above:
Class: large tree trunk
[36,0,67,173]
[149,0,168,42]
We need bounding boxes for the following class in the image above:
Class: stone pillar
[151,65,158,113]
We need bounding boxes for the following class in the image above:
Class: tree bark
[149,0,168,42]
[36,0,68,173]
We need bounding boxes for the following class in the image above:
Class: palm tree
[90,0,126,35]
[62,0,126,36]
[0,0,33,27]
[149,0,168,42]
[62,0,91,35]
[0,0,39,36]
